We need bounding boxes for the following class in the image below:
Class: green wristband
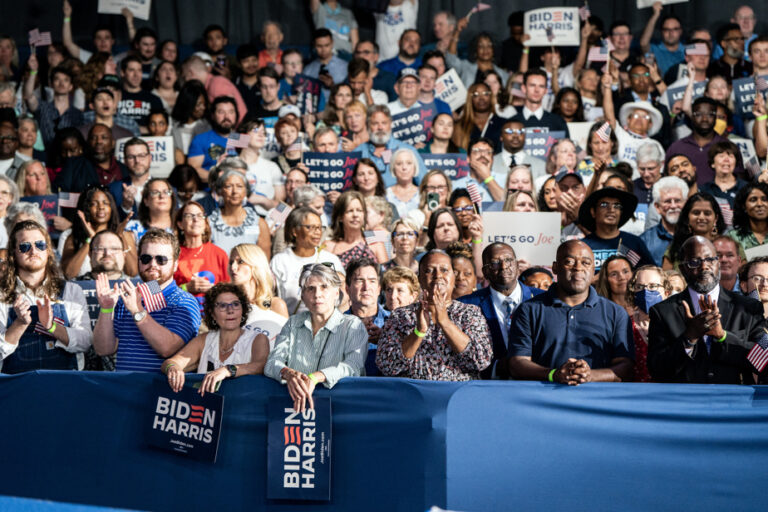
[100,307,114,314]
[307,373,319,385]
[548,369,556,382]
[413,327,427,338]
[47,323,56,334]
[472,239,483,244]
[757,114,768,122]
[483,176,494,185]
[716,332,727,343]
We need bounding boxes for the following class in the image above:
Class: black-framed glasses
[682,256,719,269]
[214,301,242,311]
[485,257,516,271]
[148,189,173,197]
[453,206,474,213]
[139,254,170,266]
[300,224,323,232]
[17,240,47,253]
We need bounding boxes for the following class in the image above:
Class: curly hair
[731,182,768,237]
[71,185,120,252]
[202,282,251,330]
[0,221,65,302]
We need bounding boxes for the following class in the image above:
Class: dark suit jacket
[459,283,544,379]
[648,288,766,384]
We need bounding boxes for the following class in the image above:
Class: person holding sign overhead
[0,220,92,373]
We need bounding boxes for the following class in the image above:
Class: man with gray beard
[353,104,426,187]
[648,236,766,384]
[640,176,688,266]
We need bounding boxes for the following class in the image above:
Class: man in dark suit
[459,242,543,379]
[509,69,570,138]
[648,236,766,384]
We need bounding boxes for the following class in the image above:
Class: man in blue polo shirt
[93,229,201,372]
[508,240,634,385]
[187,96,239,181]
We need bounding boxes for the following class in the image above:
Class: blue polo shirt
[508,286,634,370]
[114,280,202,372]
[640,222,674,267]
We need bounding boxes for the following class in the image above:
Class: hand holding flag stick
[465,2,491,21]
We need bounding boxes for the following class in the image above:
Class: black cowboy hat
[578,187,638,233]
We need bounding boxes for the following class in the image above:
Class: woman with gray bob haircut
[264,262,367,413]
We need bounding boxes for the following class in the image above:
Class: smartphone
[216,55,226,67]
[427,193,440,211]
[319,64,329,76]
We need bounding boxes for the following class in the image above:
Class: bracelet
[472,239,483,244]
[483,176,494,185]
[163,363,176,375]
[522,48,530,54]
[64,17,71,23]
[180,283,188,292]
[29,70,37,76]
[716,332,727,343]
[307,373,319,385]
[47,323,56,334]
[547,369,556,382]
[100,307,114,314]
[85,237,91,244]
[413,326,427,338]
[757,114,768,122]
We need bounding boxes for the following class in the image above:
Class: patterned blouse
[209,207,262,256]
[376,301,492,381]
[337,241,376,268]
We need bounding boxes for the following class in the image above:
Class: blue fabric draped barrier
[0,372,767,511]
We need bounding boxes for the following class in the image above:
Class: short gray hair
[636,140,665,166]
[0,174,20,207]
[4,202,46,234]
[652,176,689,204]
[367,104,391,122]
[294,184,324,207]
[300,263,343,306]
[215,169,248,193]
[435,11,457,26]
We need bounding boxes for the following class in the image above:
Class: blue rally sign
[303,152,360,193]
[421,153,470,180]
[391,102,436,146]
[267,396,332,501]
[147,384,224,463]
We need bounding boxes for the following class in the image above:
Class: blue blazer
[459,283,544,379]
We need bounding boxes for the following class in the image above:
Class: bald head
[680,235,715,262]
[181,56,209,83]
[556,240,592,263]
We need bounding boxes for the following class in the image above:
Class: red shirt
[205,74,248,123]
[174,242,231,297]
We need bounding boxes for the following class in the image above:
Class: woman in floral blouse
[376,250,492,381]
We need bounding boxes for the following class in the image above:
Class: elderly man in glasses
[0,220,92,373]
[648,236,766,384]
[94,229,201,372]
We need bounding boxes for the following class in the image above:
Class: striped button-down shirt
[264,309,367,388]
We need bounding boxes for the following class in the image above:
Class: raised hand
[95,272,119,309]
[77,210,96,238]
[36,295,54,331]
[12,295,32,325]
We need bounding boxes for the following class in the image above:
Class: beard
[662,210,681,225]
[140,267,173,286]
[17,256,47,273]
[210,118,233,135]
[93,256,120,274]
[370,130,391,146]
[689,269,720,294]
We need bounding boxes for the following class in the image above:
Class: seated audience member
[663,192,726,270]
[16,116,45,163]
[509,240,635,385]
[316,83,353,132]
[108,137,153,216]
[425,206,484,276]
[271,183,327,255]
[739,257,768,318]
[482,69,515,118]
[648,236,766,384]
[595,254,634,316]
[170,80,211,164]
[124,178,178,245]
[324,191,388,266]
[187,96,240,181]
[304,28,349,102]
[460,242,544,379]
[713,235,744,293]
[258,21,285,70]
[492,120,546,184]
[382,218,420,274]
[385,148,421,218]
[253,67,285,119]
[699,140,747,213]
[576,121,619,184]
[382,266,420,312]
[354,40,396,99]
[181,55,247,124]
[446,27,508,88]
[420,113,462,155]
[579,187,655,273]
[628,265,670,382]
[341,100,370,151]
[452,138,505,202]
[162,283,269,395]
[0,123,26,182]
[168,164,205,206]
[54,124,128,192]
[664,269,687,295]
[93,229,201,371]
[118,56,164,133]
[378,29,421,77]
[76,230,131,281]
[551,87,585,123]
[505,165,535,194]
[80,76,141,138]
[147,109,170,137]
[0,220,92,373]
[0,202,46,260]
[151,61,178,114]
[727,183,768,251]
[446,241,476,299]
[173,201,229,299]
[228,244,288,345]
[510,69,569,136]
[553,169,586,241]
[453,83,508,154]
[235,119,285,212]
[414,169,452,241]
[264,263,367,412]
[640,176,688,267]
[16,160,73,236]
[634,141,665,206]
[345,257,389,376]
[351,157,387,200]
[387,68,422,116]
[520,266,554,290]
[377,249,492,381]
[418,64,451,115]
[60,185,138,280]
[270,207,344,314]
[504,189,538,212]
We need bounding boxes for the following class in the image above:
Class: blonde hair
[344,100,368,121]
[503,190,539,212]
[365,195,393,229]
[231,243,274,310]
[15,160,50,196]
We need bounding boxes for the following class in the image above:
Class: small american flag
[467,183,483,204]
[545,26,555,43]
[381,149,392,164]
[747,329,768,372]
[469,2,491,15]
[136,280,167,313]
[225,133,250,150]
[58,192,79,208]
[715,197,733,226]
[364,230,389,245]
[34,317,66,337]
[28,29,51,47]
[588,39,613,62]
[595,122,612,142]
[579,3,591,21]
[745,157,763,179]
[268,202,292,226]
[756,75,768,93]
[287,134,304,153]
[684,43,708,56]
[617,240,641,266]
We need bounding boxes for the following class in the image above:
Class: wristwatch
[227,364,237,378]
[133,310,148,323]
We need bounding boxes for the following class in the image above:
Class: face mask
[634,288,663,314]
[714,118,727,135]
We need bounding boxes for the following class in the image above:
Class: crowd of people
[2,1,768,410]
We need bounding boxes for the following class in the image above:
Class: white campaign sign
[435,69,467,111]
[98,0,151,20]
[482,212,562,265]
[730,136,758,166]
[524,7,580,47]
[116,136,174,178]
[567,122,593,152]
[746,244,768,261]
[637,0,688,8]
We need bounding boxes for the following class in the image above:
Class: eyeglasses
[630,113,651,121]
[93,246,124,254]
[471,147,492,155]
[139,254,170,266]
[453,206,474,213]
[148,189,173,197]
[393,231,417,239]
[682,256,719,269]
[300,224,323,232]
[485,257,516,271]
[598,201,623,210]
[214,300,242,311]
[17,240,47,253]
[749,276,768,286]
[632,283,664,292]
[182,213,205,220]
[472,91,491,97]
[425,185,447,192]
[503,128,525,135]
[692,111,716,119]
[125,153,150,161]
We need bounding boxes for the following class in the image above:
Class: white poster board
[116,136,174,178]
[435,69,467,111]
[482,212,561,265]
[524,8,580,47]
[567,122,593,152]
[730,136,758,166]
[746,244,768,261]
[637,0,688,8]
[98,0,151,20]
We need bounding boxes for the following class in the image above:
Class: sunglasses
[301,261,335,273]
[139,254,170,266]
[17,240,47,253]
[453,206,474,213]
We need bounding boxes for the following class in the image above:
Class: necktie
[504,298,515,331]
[510,154,517,168]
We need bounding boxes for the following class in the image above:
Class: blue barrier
[0,372,767,511]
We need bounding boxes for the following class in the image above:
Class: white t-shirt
[0,158,13,175]
[172,119,211,155]
[357,90,389,106]
[196,329,260,373]
[374,0,419,62]
[245,307,288,351]
[270,248,345,314]
[615,125,648,171]
[245,157,285,200]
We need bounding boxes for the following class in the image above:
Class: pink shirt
[205,74,248,123]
